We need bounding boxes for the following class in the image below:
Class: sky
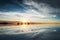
[0,0,60,37]
[0,0,60,22]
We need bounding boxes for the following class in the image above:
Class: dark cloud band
[0,0,60,12]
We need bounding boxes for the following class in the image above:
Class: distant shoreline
[0,20,60,26]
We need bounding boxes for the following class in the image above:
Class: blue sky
[0,0,60,22]
[0,0,60,36]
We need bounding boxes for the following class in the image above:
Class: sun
[20,19,29,32]
[20,16,27,22]
[22,19,27,23]
[20,16,30,25]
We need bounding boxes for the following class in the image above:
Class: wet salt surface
[0,24,60,40]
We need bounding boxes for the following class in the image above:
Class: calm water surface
[0,24,60,40]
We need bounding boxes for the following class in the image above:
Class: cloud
[23,0,60,18]
[0,0,60,21]
[0,27,56,38]
[0,0,60,37]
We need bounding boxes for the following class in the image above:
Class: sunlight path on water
[0,24,60,34]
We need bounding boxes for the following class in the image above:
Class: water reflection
[0,24,60,40]
[0,24,60,34]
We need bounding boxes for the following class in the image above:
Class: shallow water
[0,24,60,40]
